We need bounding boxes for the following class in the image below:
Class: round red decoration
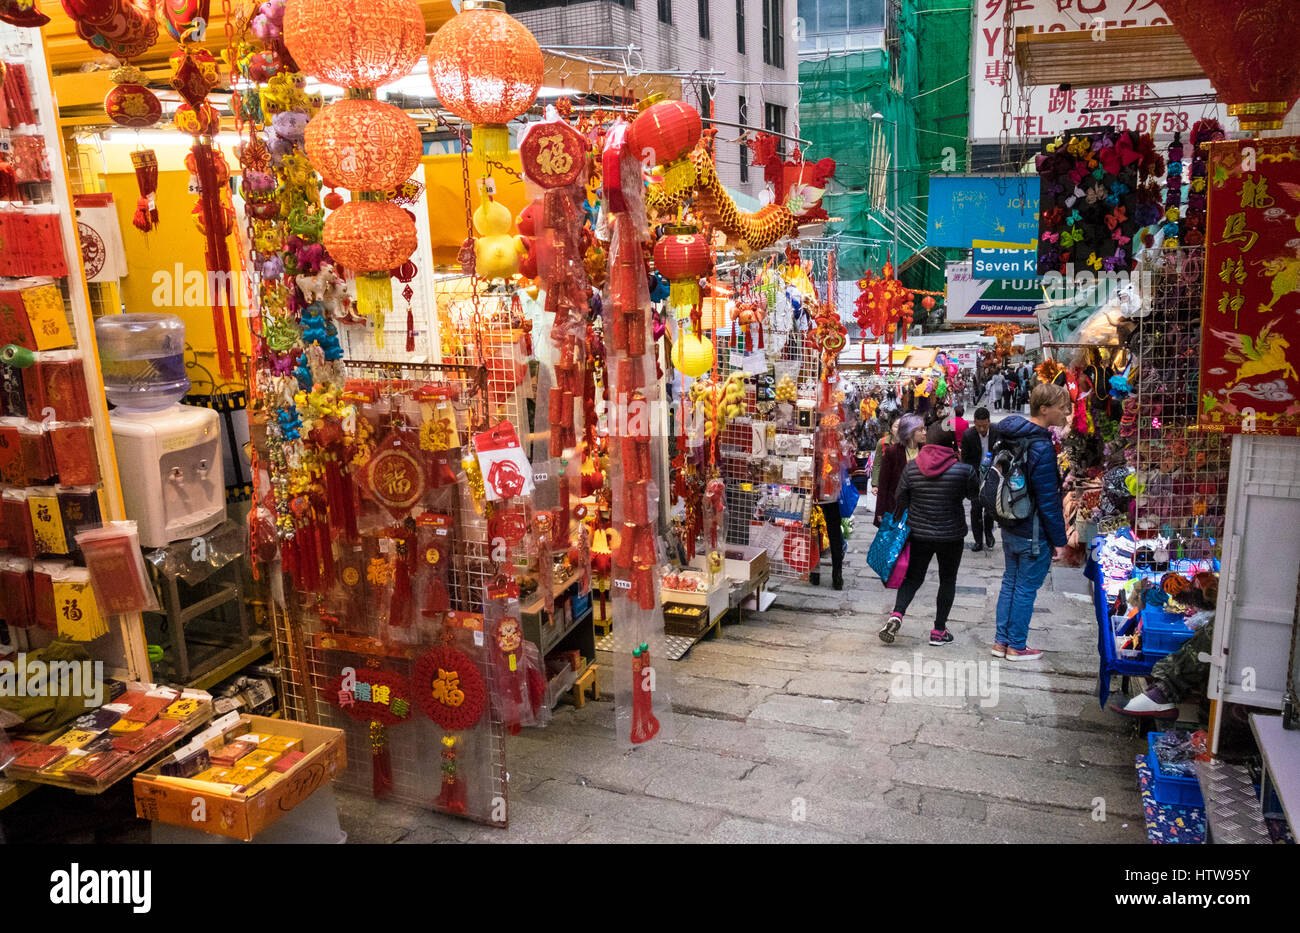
[782,527,816,575]
[653,229,711,280]
[305,99,422,192]
[104,67,161,128]
[321,667,415,726]
[283,0,425,89]
[520,118,587,189]
[323,191,344,210]
[362,428,428,518]
[174,101,221,137]
[413,646,486,731]
[323,200,417,273]
[627,98,701,169]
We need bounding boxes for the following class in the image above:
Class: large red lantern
[653,225,712,310]
[1160,0,1300,131]
[284,0,425,89]
[627,98,702,195]
[104,65,161,127]
[427,0,544,161]
[305,98,422,191]
[324,200,417,338]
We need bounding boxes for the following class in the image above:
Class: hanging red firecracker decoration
[653,224,711,323]
[626,96,702,196]
[427,0,544,161]
[321,666,415,798]
[304,98,422,191]
[129,148,159,231]
[630,642,661,744]
[283,0,425,89]
[104,65,161,127]
[322,200,417,342]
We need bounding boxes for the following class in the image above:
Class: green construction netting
[799,1,972,291]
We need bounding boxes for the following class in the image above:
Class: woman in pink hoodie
[878,421,980,646]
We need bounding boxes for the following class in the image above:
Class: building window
[764,102,787,157]
[658,0,671,23]
[795,0,885,35]
[700,83,713,125]
[738,95,749,183]
[698,0,709,37]
[736,0,744,52]
[763,0,784,67]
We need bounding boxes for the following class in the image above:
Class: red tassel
[630,649,661,744]
[390,539,413,627]
[370,721,393,798]
[133,196,153,233]
[406,305,415,353]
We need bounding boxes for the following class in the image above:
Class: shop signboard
[945,260,1041,323]
[973,247,1037,279]
[970,0,1232,146]
[1197,137,1300,437]
[926,175,1038,249]
[954,349,979,369]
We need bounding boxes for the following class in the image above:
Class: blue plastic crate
[1147,732,1204,807]
[1140,606,1196,660]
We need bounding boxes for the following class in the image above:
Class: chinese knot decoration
[413,645,486,731]
[853,260,913,353]
[322,666,414,798]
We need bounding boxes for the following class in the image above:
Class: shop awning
[1015,25,1205,89]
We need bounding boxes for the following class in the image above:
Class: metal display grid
[1133,249,1230,560]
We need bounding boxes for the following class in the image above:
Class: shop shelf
[1140,607,1196,660]
[1147,732,1205,808]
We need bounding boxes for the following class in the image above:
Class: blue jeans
[994,529,1052,649]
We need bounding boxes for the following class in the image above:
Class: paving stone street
[339,500,1151,844]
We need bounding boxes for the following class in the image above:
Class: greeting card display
[473,421,534,502]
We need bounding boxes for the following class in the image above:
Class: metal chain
[484,157,524,183]
[998,0,1014,191]
[445,115,484,368]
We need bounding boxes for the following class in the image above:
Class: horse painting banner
[1198,137,1300,436]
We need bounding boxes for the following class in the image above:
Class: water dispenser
[95,314,225,548]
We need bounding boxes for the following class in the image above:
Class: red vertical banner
[1198,137,1300,436]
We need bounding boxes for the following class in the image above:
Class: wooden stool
[570,664,600,709]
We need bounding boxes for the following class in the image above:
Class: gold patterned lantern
[305,98,422,191]
[323,200,417,335]
[426,0,544,161]
[283,0,426,89]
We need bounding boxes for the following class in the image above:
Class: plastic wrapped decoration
[483,583,548,736]
[602,139,673,748]
[321,666,415,797]
[413,633,488,815]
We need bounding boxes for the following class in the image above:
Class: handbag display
[867,509,910,583]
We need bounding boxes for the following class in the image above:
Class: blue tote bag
[866,509,910,583]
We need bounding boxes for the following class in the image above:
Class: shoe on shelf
[1119,684,1178,716]
[1005,646,1043,662]
[990,643,1007,658]
[879,613,902,644]
[929,629,954,646]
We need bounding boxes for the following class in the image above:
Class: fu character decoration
[413,635,487,816]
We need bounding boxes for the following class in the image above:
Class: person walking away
[1002,371,1017,411]
[879,421,979,646]
[987,371,1005,410]
[991,384,1072,661]
[810,425,847,590]
[874,413,924,528]
[961,407,997,551]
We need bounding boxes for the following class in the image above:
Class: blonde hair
[1029,382,1071,417]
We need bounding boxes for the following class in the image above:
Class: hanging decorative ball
[323,190,345,210]
[305,98,422,191]
[284,0,425,89]
[427,0,544,161]
[653,225,712,309]
[672,332,715,378]
[323,200,417,272]
[104,65,161,128]
[921,295,935,311]
[627,97,702,196]
[174,101,222,137]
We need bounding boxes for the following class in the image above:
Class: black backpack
[979,436,1034,524]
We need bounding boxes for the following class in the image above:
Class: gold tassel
[357,273,393,349]
[472,124,510,163]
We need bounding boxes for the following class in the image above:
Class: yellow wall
[423,151,532,266]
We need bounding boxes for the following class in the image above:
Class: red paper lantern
[305,99,422,191]
[284,0,425,89]
[427,0,544,160]
[104,66,161,128]
[323,199,416,273]
[653,225,711,309]
[921,295,935,311]
[627,98,702,195]
[1160,0,1300,131]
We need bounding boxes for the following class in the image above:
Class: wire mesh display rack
[1133,248,1230,560]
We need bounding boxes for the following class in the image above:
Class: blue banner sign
[926,175,1039,249]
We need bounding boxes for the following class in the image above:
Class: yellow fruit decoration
[672,332,715,378]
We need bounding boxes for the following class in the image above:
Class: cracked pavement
[338,507,1149,843]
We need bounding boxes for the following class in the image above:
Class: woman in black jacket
[879,421,980,646]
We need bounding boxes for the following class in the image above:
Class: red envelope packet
[122,693,176,723]
[270,750,307,773]
[111,718,180,753]
[49,422,99,487]
[12,743,65,770]
[67,750,127,784]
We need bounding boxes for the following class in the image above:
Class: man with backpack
[982,383,1072,661]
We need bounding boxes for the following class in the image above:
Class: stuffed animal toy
[473,200,525,281]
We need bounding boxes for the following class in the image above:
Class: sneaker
[929,629,954,646]
[879,613,902,644]
[1118,684,1178,717]
[990,643,1007,658]
[1005,646,1043,662]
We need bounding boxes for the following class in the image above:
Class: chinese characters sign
[1198,137,1300,436]
[971,0,1232,144]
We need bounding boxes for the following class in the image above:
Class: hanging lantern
[653,225,711,311]
[1159,1,1300,131]
[626,97,702,196]
[104,65,161,127]
[305,98,422,191]
[283,0,425,89]
[671,333,715,378]
[427,0,544,161]
[323,200,417,332]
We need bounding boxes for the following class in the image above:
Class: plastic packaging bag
[75,520,160,614]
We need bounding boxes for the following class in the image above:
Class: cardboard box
[133,715,346,841]
[724,545,769,582]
